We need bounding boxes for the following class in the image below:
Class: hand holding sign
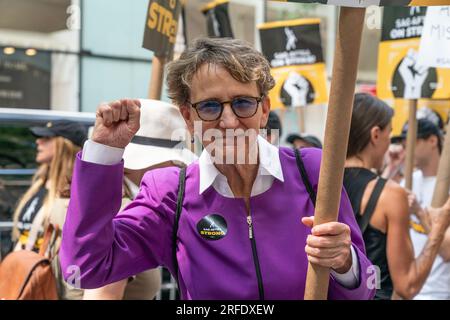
[92,99,141,149]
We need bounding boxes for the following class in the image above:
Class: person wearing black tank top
[343,93,450,300]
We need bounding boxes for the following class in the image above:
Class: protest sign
[259,19,328,109]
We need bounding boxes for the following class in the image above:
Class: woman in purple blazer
[60,38,375,300]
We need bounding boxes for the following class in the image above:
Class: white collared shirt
[82,137,359,288]
[199,135,284,197]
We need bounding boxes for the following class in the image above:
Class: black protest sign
[260,21,324,67]
[202,0,234,38]
[142,0,182,58]
[381,6,426,41]
[259,19,327,109]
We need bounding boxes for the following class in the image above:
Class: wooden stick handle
[148,56,165,100]
[304,6,366,300]
[432,120,450,207]
[297,106,306,133]
[404,99,418,191]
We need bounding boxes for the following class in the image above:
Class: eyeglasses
[187,95,263,121]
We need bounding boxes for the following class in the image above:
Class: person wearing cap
[60,38,375,300]
[12,120,87,252]
[8,120,87,299]
[384,109,445,182]
[343,93,450,300]
[400,119,450,300]
[82,100,197,300]
[417,107,445,132]
[286,133,322,149]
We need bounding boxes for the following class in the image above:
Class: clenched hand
[91,99,141,149]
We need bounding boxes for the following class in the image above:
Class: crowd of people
[3,37,450,300]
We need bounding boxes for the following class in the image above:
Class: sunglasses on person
[187,95,264,121]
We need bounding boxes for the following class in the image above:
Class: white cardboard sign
[417,6,450,69]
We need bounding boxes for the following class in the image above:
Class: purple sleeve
[59,153,178,289]
[328,188,376,300]
[301,148,376,300]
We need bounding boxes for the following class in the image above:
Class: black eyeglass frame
[187,95,265,121]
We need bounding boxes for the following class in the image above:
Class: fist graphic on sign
[283,72,309,107]
[398,49,429,99]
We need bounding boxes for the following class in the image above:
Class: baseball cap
[30,120,88,147]
[123,99,198,170]
[392,118,442,143]
[391,107,445,143]
[286,133,322,149]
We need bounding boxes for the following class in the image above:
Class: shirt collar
[198,135,284,195]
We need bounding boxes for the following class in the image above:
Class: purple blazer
[60,147,375,300]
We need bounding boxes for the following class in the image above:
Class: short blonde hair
[166,37,275,106]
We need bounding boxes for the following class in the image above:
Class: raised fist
[91,99,141,149]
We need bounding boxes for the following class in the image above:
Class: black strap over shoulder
[358,177,387,233]
[172,167,186,289]
[294,148,317,207]
[172,150,318,297]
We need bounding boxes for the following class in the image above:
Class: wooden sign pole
[303,6,366,300]
[148,55,166,100]
[297,106,306,133]
[404,99,418,190]
[431,119,450,207]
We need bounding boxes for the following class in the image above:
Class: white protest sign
[281,0,450,7]
[417,6,450,68]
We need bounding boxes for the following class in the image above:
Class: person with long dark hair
[343,93,450,300]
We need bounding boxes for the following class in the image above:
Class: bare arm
[420,207,450,262]
[385,186,450,299]
[408,192,450,262]
[438,228,450,262]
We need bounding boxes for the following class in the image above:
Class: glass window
[0,0,80,110]
[0,47,51,109]
[82,0,151,59]
[81,57,157,112]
